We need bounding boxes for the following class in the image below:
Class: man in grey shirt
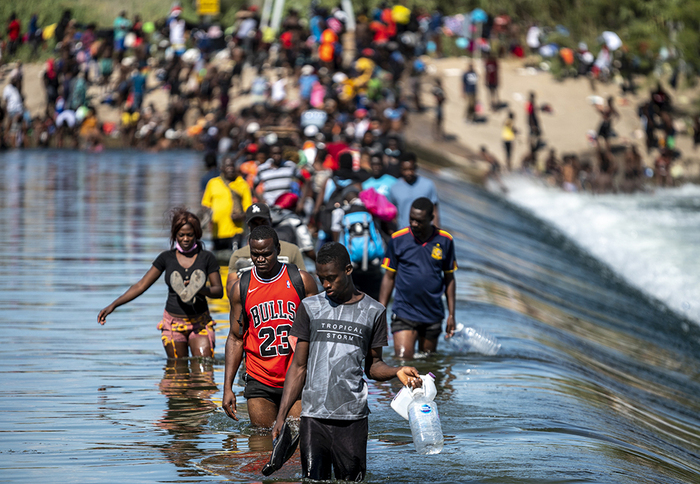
[272,242,421,481]
[389,152,440,229]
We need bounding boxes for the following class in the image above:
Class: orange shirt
[239,160,258,188]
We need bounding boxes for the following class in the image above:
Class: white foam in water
[500,177,700,325]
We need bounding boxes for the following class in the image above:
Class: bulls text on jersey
[249,299,297,329]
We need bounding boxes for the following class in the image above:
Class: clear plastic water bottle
[407,389,444,454]
[391,373,438,420]
[450,324,501,355]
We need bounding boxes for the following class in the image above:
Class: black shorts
[212,233,244,252]
[243,374,283,406]
[504,141,512,157]
[391,314,442,340]
[300,416,368,481]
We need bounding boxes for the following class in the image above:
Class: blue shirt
[299,74,318,101]
[131,72,146,94]
[462,70,477,94]
[310,15,324,42]
[389,175,439,229]
[323,177,354,203]
[362,173,397,198]
[382,227,457,323]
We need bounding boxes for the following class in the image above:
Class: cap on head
[304,125,319,137]
[245,203,271,224]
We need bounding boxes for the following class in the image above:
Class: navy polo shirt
[382,227,457,324]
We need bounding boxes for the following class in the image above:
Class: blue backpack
[340,207,385,271]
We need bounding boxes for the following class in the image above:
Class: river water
[1,150,699,483]
[500,176,700,325]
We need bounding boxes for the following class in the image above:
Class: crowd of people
[505,83,680,193]
[0,3,457,150]
[1,5,694,193]
[81,4,465,480]
[99,166,456,480]
[11,2,693,480]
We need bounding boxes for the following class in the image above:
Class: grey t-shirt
[291,293,388,420]
[389,175,439,229]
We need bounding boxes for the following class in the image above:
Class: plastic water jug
[407,389,444,454]
[391,373,437,420]
[450,324,501,355]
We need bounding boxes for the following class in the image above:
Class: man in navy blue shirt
[379,197,457,359]
[462,62,478,122]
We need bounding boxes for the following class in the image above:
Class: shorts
[7,108,23,120]
[300,416,368,481]
[212,233,244,252]
[243,373,283,406]
[56,110,76,129]
[391,314,442,340]
[158,310,216,353]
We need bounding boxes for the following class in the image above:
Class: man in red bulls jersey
[223,225,318,427]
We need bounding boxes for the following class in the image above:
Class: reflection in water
[200,414,304,480]
[3,152,700,483]
[155,358,300,480]
[156,358,218,476]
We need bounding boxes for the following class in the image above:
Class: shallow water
[1,150,699,483]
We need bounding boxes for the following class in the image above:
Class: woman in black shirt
[98,209,223,358]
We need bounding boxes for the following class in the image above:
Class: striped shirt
[254,159,301,206]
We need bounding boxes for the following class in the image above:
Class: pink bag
[359,188,397,222]
[310,82,325,108]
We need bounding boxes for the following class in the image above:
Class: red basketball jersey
[243,264,301,388]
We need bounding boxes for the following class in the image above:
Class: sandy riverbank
[405,57,700,183]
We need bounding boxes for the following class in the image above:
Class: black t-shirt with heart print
[153,247,219,316]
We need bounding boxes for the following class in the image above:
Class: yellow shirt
[502,120,515,142]
[201,176,252,239]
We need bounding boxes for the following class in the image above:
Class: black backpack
[238,264,306,336]
[270,208,300,246]
[316,177,359,235]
